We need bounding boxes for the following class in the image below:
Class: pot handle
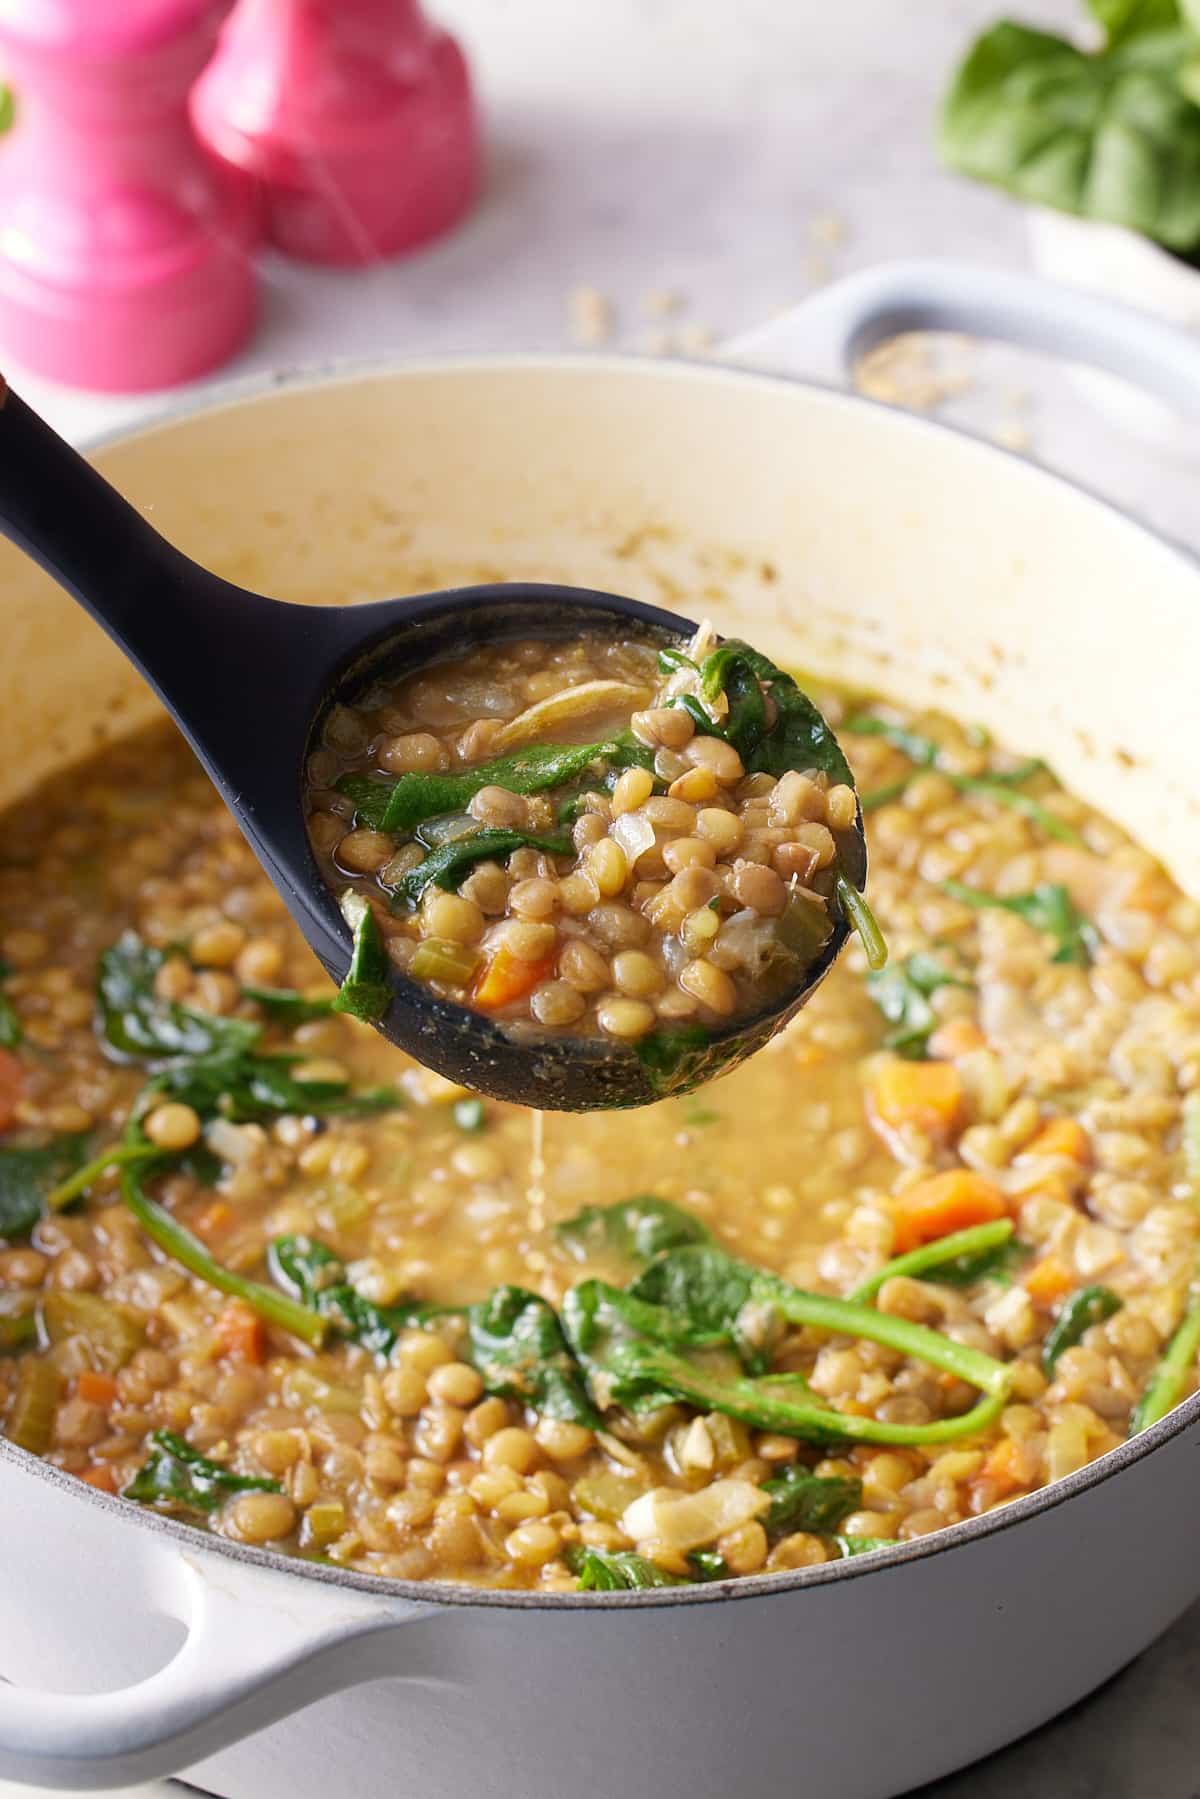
[0,1456,444,1791]
[724,257,1200,416]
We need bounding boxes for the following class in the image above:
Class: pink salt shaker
[191,0,478,266]
[0,0,257,392]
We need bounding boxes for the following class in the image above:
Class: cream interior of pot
[6,359,1196,889]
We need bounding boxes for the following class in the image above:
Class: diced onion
[611,810,657,868]
[621,1478,769,1551]
[491,681,646,751]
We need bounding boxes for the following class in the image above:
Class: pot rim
[18,342,1192,1612]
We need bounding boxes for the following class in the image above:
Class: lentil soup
[306,626,864,1052]
[0,685,1197,1592]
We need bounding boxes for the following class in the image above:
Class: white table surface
[6,1,1200,1794]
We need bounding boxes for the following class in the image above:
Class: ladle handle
[0,372,339,827]
[0,375,204,646]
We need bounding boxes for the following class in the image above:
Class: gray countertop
[4,2,1199,1793]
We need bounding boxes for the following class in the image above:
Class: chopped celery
[409,938,482,986]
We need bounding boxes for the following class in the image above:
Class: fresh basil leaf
[940,21,1200,251]
[1088,0,1181,44]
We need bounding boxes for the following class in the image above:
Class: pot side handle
[723,258,1200,417]
[0,1455,444,1791]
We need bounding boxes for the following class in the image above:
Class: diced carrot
[869,1059,964,1142]
[79,1464,118,1493]
[926,1017,986,1060]
[215,1301,265,1365]
[76,1370,118,1408]
[979,1436,1037,1499]
[891,1169,1009,1254]
[473,945,557,1012]
[0,1048,25,1132]
[1019,1117,1091,1165]
[195,1200,233,1240]
[1022,1255,1075,1309]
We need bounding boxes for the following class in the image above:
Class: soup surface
[0,683,1197,1592]
[306,628,855,1047]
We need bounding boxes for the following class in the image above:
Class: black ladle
[0,376,866,1110]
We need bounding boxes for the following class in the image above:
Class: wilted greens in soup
[0,677,1197,1593]
[304,627,868,1046]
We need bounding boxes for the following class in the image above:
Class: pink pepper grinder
[0,0,258,392]
[191,0,478,266]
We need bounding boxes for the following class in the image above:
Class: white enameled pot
[2,262,1200,1799]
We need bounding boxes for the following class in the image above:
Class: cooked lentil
[307,628,859,1042]
[0,683,1196,1593]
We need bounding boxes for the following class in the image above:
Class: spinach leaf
[1129,1282,1200,1433]
[268,1234,446,1357]
[628,1245,766,1367]
[933,1234,1027,1287]
[761,1469,862,1537]
[0,1136,90,1240]
[146,1048,400,1124]
[686,1550,730,1581]
[851,1220,1020,1304]
[332,894,392,1023]
[667,695,727,739]
[940,20,1200,251]
[0,1003,19,1050]
[1043,1283,1122,1371]
[699,647,769,761]
[942,881,1099,965]
[555,1196,713,1265]
[566,1246,1014,1446]
[123,1429,282,1514]
[0,1292,37,1352]
[391,829,573,906]
[566,1544,682,1590]
[339,740,636,836]
[835,1535,894,1558]
[240,985,335,1024]
[844,714,940,767]
[866,952,972,1059]
[453,1097,486,1133]
[714,642,856,787]
[467,1285,599,1426]
[634,1024,715,1097]
[97,934,259,1064]
[120,1156,328,1346]
[847,713,1075,841]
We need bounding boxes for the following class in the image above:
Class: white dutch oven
[1,262,1199,1799]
